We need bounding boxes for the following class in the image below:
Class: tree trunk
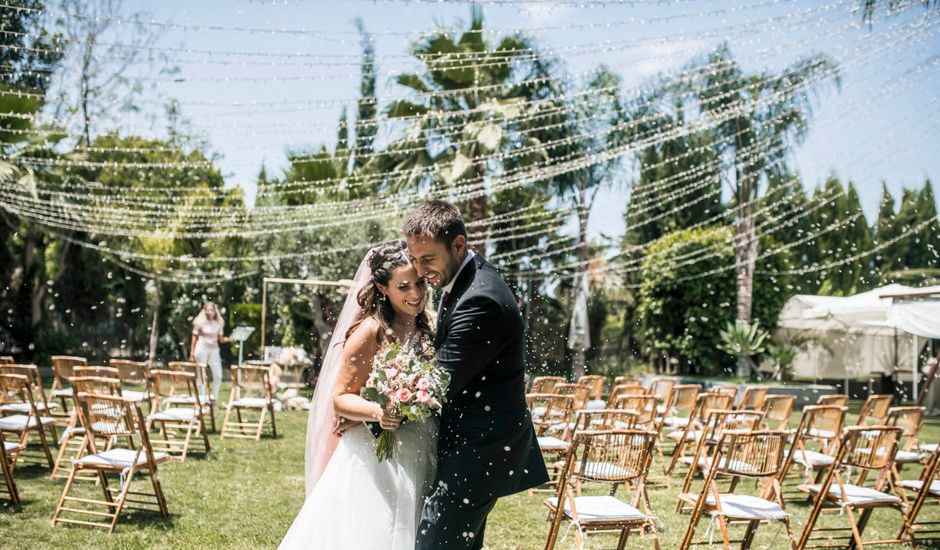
[736,355,753,379]
[571,197,590,381]
[148,281,161,363]
[734,196,758,324]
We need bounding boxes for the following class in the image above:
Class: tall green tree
[676,44,838,323]
[809,176,873,295]
[366,5,548,236]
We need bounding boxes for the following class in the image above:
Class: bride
[279,240,437,550]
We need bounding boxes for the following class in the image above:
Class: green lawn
[3,392,940,549]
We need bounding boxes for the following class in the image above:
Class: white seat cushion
[550,421,576,433]
[232,397,272,408]
[0,402,58,413]
[900,479,940,496]
[150,408,197,422]
[586,399,606,410]
[537,436,570,451]
[77,448,169,468]
[546,495,648,522]
[530,406,547,418]
[122,390,150,402]
[806,428,836,439]
[684,493,787,520]
[804,483,901,505]
[895,450,925,463]
[663,416,691,428]
[683,456,758,473]
[920,443,938,453]
[167,394,213,404]
[792,450,836,468]
[570,461,629,478]
[0,414,56,430]
[3,441,21,453]
[52,387,73,398]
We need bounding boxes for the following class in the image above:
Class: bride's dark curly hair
[346,239,434,347]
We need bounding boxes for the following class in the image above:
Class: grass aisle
[3,394,939,549]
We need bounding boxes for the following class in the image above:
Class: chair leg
[616,528,630,550]
[255,407,266,440]
[741,519,760,549]
[52,466,80,526]
[220,403,234,440]
[269,405,277,438]
[846,506,865,550]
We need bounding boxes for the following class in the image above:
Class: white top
[442,250,475,295]
[193,318,222,349]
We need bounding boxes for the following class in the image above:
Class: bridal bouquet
[361,341,450,461]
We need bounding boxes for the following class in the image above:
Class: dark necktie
[438,291,450,319]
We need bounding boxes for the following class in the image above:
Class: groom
[404,200,548,550]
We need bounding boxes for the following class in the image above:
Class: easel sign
[229,326,256,366]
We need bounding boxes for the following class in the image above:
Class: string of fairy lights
[0,0,937,285]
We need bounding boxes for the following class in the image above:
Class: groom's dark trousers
[416,255,548,550]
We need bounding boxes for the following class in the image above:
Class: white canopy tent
[778,284,940,397]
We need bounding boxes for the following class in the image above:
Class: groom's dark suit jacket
[433,254,548,500]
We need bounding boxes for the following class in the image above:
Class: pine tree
[874,183,899,278]
[916,179,940,268]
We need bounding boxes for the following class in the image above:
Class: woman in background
[190,301,228,399]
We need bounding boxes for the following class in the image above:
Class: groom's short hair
[403,200,467,247]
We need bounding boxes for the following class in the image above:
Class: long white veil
[304,251,373,496]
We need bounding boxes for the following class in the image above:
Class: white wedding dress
[278,418,437,549]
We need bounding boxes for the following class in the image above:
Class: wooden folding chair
[0,364,59,440]
[647,377,676,402]
[529,394,577,456]
[898,443,940,540]
[711,385,739,400]
[147,370,211,460]
[665,393,735,476]
[221,365,278,440]
[50,355,87,418]
[796,426,913,549]
[678,430,794,550]
[0,373,56,469]
[736,386,767,411]
[616,394,670,487]
[51,392,170,533]
[167,361,217,432]
[675,410,766,507]
[760,395,794,431]
[0,430,23,507]
[51,376,124,481]
[857,394,894,426]
[613,375,641,386]
[577,375,607,409]
[816,394,847,407]
[109,359,154,412]
[73,365,120,379]
[658,384,701,432]
[554,383,591,413]
[531,376,565,394]
[544,429,661,550]
[606,384,646,408]
[778,405,846,489]
[886,406,926,468]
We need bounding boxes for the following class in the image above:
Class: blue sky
[104,0,940,242]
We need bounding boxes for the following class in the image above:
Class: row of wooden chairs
[0,357,279,532]
[544,423,940,550]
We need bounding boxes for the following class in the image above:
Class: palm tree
[366,6,549,242]
[678,45,839,323]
